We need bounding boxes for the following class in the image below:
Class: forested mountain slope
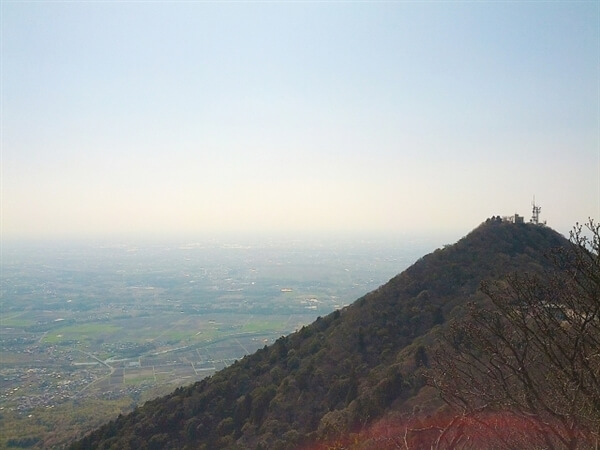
[71,220,569,449]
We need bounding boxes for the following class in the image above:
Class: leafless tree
[430,221,600,449]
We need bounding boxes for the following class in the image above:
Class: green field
[43,323,122,344]
[0,237,422,448]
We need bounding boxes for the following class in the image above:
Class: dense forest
[71,219,599,449]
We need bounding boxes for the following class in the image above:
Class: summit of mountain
[71,219,569,450]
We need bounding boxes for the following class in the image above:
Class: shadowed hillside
[71,220,570,449]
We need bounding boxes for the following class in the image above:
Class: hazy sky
[2,1,598,241]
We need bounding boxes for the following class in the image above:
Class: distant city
[0,237,432,447]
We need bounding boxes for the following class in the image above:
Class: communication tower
[531,196,541,225]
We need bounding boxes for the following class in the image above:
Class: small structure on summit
[531,196,542,225]
[496,197,545,226]
[500,213,524,224]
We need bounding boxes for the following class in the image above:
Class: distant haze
[2,2,598,241]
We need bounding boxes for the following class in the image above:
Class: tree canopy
[71,219,582,449]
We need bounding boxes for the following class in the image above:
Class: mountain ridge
[71,219,570,449]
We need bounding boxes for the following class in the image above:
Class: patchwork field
[0,237,429,448]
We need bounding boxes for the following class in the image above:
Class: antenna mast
[531,196,541,225]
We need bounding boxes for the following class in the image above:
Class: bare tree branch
[429,221,600,448]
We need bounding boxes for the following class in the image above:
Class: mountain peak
[71,220,570,450]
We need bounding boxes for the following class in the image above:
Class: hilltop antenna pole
[531,196,541,225]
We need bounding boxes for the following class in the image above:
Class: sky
[2,1,599,242]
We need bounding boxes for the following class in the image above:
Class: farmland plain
[0,235,434,448]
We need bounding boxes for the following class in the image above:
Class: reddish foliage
[302,410,597,449]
